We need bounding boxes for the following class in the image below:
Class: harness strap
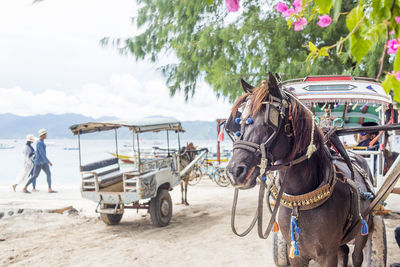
[257,170,289,239]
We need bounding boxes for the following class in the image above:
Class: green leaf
[346,6,363,32]
[308,41,318,53]
[205,0,213,4]
[320,47,330,57]
[394,53,400,71]
[382,75,394,94]
[350,36,372,63]
[332,0,343,21]
[314,0,333,14]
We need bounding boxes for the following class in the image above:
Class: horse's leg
[180,183,184,204]
[338,244,349,267]
[288,254,310,267]
[317,249,339,267]
[352,234,368,267]
[184,178,189,206]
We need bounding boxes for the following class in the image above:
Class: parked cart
[70,118,207,227]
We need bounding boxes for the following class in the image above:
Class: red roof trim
[305,76,352,82]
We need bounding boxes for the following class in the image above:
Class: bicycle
[188,159,230,187]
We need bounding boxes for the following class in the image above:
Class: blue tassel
[262,176,266,181]
[361,219,368,235]
[235,131,241,137]
[290,216,300,257]
[294,241,300,256]
[235,118,241,124]
[246,118,254,124]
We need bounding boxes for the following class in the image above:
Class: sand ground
[0,181,400,267]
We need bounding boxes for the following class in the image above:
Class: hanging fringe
[290,216,301,258]
[306,115,317,158]
[273,221,279,232]
[361,219,369,235]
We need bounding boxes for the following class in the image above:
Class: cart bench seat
[81,157,123,190]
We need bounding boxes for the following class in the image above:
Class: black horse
[226,73,373,267]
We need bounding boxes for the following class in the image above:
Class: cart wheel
[215,168,230,187]
[100,205,123,225]
[273,232,290,266]
[188,165,202,186]
[362,215,387,267]
[149,189,172,227]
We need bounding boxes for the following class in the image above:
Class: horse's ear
[241,79,254,94]
[268,72,282,99]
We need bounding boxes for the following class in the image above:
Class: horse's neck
[281,150,329,195]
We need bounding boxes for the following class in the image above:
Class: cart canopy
[282,76,391,106]
[282,76,392,128]
[70,117,184,135]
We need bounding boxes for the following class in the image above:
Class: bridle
[228,88,319,239]
[229,89,317,175]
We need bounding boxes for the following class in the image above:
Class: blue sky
[0,0,232,121]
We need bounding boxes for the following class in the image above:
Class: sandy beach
[1,181,400,267]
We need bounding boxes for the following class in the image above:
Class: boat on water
[0,144,15,149]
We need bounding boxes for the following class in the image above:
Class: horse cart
[271,76,399,266]
[225,75,400,267]
[70,118,207,227]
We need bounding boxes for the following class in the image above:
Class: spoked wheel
[149,189,173,227]
[100,204,123,225]
[188,165,202,186]
[214,168,230,187]
[273,231,290,266]
[362,215,387,267]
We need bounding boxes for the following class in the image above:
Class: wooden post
[217,120,221,164]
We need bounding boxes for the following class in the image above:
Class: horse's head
[226,73,316,189]
[180,142,197,166]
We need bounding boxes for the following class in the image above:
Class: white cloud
[0,74,233,121]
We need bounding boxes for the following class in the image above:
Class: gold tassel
[273,221,279,232]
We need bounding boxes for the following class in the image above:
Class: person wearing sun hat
[12,134,36,192]
[23,129,57,193]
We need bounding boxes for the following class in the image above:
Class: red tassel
[273,221,279,232]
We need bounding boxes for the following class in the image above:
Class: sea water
[0,138,228,188]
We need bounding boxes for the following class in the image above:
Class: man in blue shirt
[23,129,56,193]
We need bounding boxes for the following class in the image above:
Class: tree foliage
[104,0,388,101]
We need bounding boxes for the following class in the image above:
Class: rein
[230,90,320,241]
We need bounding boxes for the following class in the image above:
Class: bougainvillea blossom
[293,17,307,31]
[225,0,240,12]
[317,15,332,28]
[274,1,288,13]
[396,17,400,24]
[282,8,296,17]
[387,39,399,54]
[292,0,303,13]
[390,30,395,35]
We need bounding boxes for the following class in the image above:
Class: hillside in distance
[0,113,219,140]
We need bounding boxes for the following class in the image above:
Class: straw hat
[26,134,35,142]
[38,128,48,137]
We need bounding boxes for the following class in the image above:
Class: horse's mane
[231,84,325,161]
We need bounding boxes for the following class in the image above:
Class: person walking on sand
[12,134,36,192]
[23,129,57,193]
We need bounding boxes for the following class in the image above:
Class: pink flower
[274,1,288,13]
[282,8,296,17]
[396,17,400,24]
[387,39,399,54]
[395,71,400,82]
[390,30,395,35]
[292,0,303,13]
[390,70,395,75]
[293,17,307,31]
[225,0,239,12]
[317,14,332,27]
